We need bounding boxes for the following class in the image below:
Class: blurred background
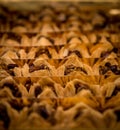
[0,0,119,2]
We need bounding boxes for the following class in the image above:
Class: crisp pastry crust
[0,33,119,59]
[0,32,120,48]
[0,75,120,129]
[0,57,120,77]
[0,2,120,130]
[0,59,57,77]
[1,3,120,33]
[0,46,60,59]
[0,75,119,101]
[0,94,120,129]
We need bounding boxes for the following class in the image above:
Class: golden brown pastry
[0,2,120,130]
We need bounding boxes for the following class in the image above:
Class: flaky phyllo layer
[0,2,120,130]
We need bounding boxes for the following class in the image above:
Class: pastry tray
[0,1,120,130]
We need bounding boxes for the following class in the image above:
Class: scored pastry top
[0,2,120,130]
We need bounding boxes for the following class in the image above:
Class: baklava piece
[0,33,31,46]
[0,59,57,77]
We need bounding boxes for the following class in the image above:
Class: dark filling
[114,70,120,75]
[29,63,49,73]
[38,64,49,70]
[106,37,112,43]
[93,11,107,29]
[114,110,120,122]
[109,15,120,24]
[36,105,49,119]
[99,66,109,75]
[68,50,82,58]
[48,85,57,96]
[64,65,87,75]
[104,75,109,79]
[0,32,4,38]
[54,45,63,53]
[111,86,120,96]
[7,64,18,69]
[48,112,56,125]
[7,33,21,43]
[3,82,22,97]
[0,14,7,21]
[93,35,101,45]
[29,63,35,73]
[99,63,120,75]
[34,86,42,97]
[93,19,107,29]
[64,65,75,75]
[112,48,118,53]
[35,48,52,58]
[110,65,120,75]
[105,62,111,68]
[74,82,89,93]
[110,65,117,72]
[100,51,111,58]
[25,78,32,91]
[1,63,15,76]
[76,67,87,74]
[0,104,10,128]
[9,99,24,111]
[101,48,120,58]
[17,14,29,20]
[8,70,15,76]
[25,33,37,38]
[10,21,25,28]
[30,21,38,28]
[74,110,82,120]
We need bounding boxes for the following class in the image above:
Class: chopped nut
[34,86,42,97]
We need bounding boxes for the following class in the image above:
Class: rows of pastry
[0,75,120,129]
[0,3,120,33]
[0,32,120,46]
[0,58,120,76]
[0,2,120,130]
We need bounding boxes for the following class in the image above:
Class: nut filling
[64,65,87,75]
[29,63,50,73]
[0,2,120,130]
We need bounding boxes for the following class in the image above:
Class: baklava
[0,2,120,130]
